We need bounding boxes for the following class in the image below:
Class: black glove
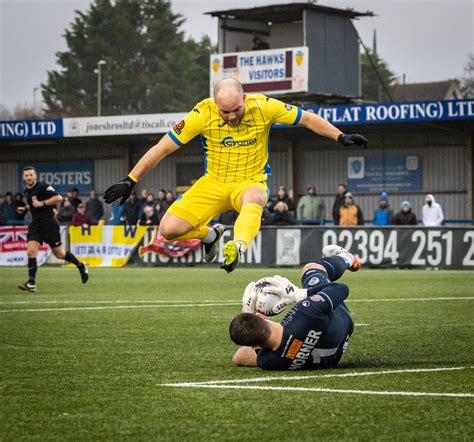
[338,133,368,149]
[104,175,136,204]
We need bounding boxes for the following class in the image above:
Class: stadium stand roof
[391,80,464,102]
[205,2,374,23]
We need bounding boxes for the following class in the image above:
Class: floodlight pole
[96,60,106,116]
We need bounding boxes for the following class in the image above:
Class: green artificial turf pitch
[0,266,473,440]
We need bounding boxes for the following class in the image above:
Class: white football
[253,279,281,317]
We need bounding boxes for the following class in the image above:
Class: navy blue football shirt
[256,268,354,370]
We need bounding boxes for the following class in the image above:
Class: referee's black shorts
[27,220,62,248]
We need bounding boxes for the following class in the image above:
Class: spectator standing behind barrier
[1,192,16,223]
[13,192,27,222]
[373,192,393,226]
[271,201,296,225]
[154,202,166,224]
[332,184,348,223]
[138,188,149,217]
[69,188,82,209]
[139,205,160,226]
[85,190,104,225]
[394,201,417,225]
[422,194,444,226]
[297,185,326,224]
[157,189,166,205]
[144,193,156,208]
[272,186,295,212]
[336,192,364,226]
[72,203,92,227]
[110,201,124,225]
[161,191,175,212]
[122,191,140,225]
[57,198,76,225]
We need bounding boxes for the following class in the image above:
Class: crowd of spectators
[0,183,447,228]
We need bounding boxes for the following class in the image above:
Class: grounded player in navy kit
[17,166,89,293]
[229,245,360,370]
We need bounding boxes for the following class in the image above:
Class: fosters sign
[210,47,308,95]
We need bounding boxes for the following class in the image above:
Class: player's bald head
[213,79,246,127]
[213,78,244,100]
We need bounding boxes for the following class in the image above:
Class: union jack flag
[0,226,29,242]
[0,226,37,253]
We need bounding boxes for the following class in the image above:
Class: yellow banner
[69,225,147,267]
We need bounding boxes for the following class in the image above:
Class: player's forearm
[299,111,342,142]
[232,346,258,367]
[43,195,62,206]
[129,135,179,181]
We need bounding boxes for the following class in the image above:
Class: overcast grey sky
[0,0,472,112]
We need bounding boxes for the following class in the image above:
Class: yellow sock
[233,203,263,252]
[172,224,209,241]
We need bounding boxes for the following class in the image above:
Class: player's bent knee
[302,262,326,276]
[52,247,66,259]
[159,227,178,241]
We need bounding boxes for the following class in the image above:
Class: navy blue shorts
[301,268,331,292]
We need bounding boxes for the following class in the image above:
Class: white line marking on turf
[162,367,468,387]
[163,384,474,398]
[347,297,474,303]
[0,302,241,313]
[162,367,474,398]
[0,300,239,305]
[1,296,472,306]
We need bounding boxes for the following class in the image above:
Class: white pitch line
[1,296,472,307]
[164,384,474,398]
[162,366,468,387]
[347,296,474,303]
[0,302,240,313]
[0,299,238,305]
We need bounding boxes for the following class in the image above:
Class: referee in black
[17,166,89,292]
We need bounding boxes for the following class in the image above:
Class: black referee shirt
[24,181,59,223]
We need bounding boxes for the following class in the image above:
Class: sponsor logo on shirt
[221,136,257,148]
[285,339,303,360]
[288,330,321,370]
[285,104,292,111]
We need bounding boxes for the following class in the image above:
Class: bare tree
[461,54,474,98]
[0,105,13,120]
[12,103,43,120]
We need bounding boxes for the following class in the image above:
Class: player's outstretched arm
[129,134,180,181]
[104,135,179,204]
[298,110,368,149]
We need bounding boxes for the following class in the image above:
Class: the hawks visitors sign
[210,47,308,95]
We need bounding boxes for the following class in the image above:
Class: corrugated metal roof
[205,2,374,22]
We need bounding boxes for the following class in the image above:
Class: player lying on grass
[229,245,360,370]
[104,79,368,273]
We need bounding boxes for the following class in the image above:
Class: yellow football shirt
[168,94,302,183]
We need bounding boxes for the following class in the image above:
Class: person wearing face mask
[422,194,444,226]
[394,201,417,225]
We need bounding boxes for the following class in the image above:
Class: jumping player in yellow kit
[104,79,368,272]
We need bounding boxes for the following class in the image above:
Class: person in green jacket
[296,185,326,225]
